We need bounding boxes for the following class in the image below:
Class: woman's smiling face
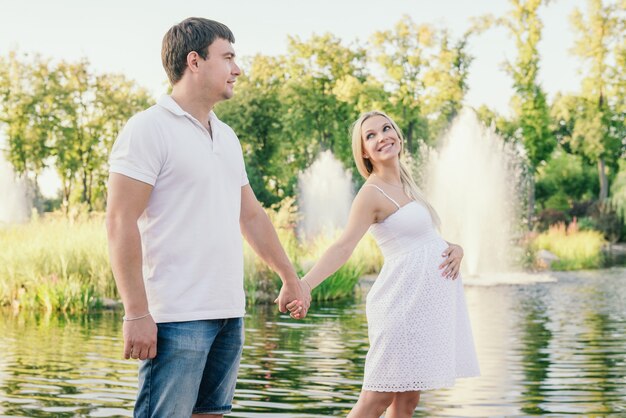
[361,115,401,165]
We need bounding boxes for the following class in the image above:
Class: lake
[1,268,625,417]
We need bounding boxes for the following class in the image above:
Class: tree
[51,59,152,211]
[569,0,623,201]
[421,30,473,138]
[0,52,152,212]
[498,0,556,226]
[217,55,287,206]
[0,52,57,182]
[89,72,153,209]
[369,16,472,152]
[535,146,598,210]
[369,16,433,153]
[281,33,366,168]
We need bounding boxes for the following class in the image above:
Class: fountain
[297,150,354,240]
[421,108,553,284]
[0,150,33,225]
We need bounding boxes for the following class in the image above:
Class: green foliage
[370,16,472,150]
[422,30,473,137]
[242,198,383,304]
[217,21,472,206]
[0,52,55,176]
[1,198,380,311]
[611,160,626,224]
[567,0,625,201]
[243,197,301,304]
[302,231,381,302]
[1,16,475,212]
[0,52,153,212]
[535,146,598,210]
[551,92,623,202]
[532,221,606,270]
[475,105,520,141]
[217,72,286,206]
[536,208,569,230]
[310,262,363,302]
[586,201,626,243]
[500,0,555,170]
[577,216,597,231]
[0,213,112,312]
[281,34,365,170]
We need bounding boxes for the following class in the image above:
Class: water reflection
[516,286,553,415]
[0,313,135,417]
[0,269,625,417]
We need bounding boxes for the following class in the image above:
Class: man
[106,17,310,417]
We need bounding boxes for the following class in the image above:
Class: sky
[1,0,589,195]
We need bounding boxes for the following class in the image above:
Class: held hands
[286,278,313,319]
[123,314,157,360]
[439,243,464,280]
[275,276,311,319]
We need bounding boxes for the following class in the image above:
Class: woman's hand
[439,243,464,280]
[286,278,312,319]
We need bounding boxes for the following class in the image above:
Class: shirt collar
[157,95,221,153]
[157,94,186,116]
[157,94,219,125]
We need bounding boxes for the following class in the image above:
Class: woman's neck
[372,159,401,185]
[372,170,402,187]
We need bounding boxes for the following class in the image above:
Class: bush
[535,147,598,210]
[587,201,624,243]
[531,219,606,270]
[569,200,594,218]
[536,208,568,231]
[576,216,596,231]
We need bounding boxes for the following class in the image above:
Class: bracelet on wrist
[123,312,151,322]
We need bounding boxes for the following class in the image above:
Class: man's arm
[239,184,308,316]
[106,173,157,360]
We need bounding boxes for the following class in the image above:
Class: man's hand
[286,280,313,319]
[275,278,311,319]
[123,315,158,360]
[439,243,464,280]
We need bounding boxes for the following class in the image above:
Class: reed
[532,220,606,270]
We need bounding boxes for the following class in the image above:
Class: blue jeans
[134,318,244,417]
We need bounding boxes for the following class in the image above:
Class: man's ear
[187,51,200,71]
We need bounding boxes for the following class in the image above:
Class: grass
[0,212,110,313]
[4,200,613,312]
[4,201,614,311]
[1,199,383,311]
[243,197,382,303]
[531,219,606,270]
[299,231,370,302]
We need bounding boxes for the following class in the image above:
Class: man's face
[198,38,241,102]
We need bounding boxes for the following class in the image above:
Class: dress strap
[363,184,401,209]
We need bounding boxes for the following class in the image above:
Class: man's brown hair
[161,17,235,85]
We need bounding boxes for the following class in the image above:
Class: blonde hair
[351,110,441,227]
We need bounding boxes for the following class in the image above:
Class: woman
[288,111,480,418]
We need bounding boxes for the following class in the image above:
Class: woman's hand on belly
[439,243,464,280]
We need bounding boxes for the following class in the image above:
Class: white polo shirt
[109,95,249,323]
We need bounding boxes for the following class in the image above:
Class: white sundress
[362,184,480,392]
